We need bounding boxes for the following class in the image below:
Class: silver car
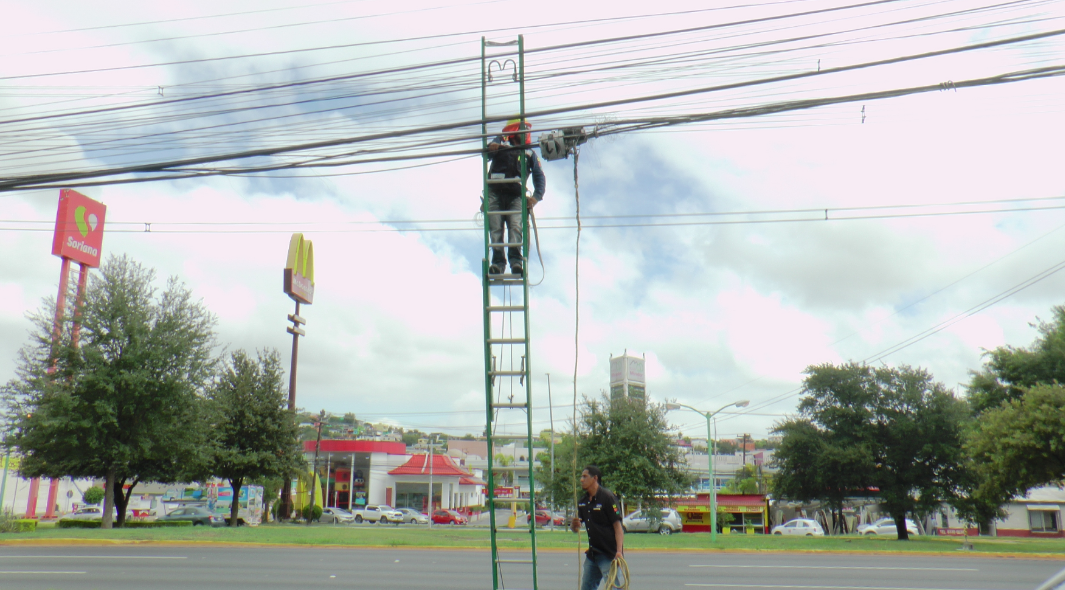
[858,517,919,536]
[321,507,355,524]
[622,508,682,535]
[397,508,429,524]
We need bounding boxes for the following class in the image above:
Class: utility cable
[571,147,583,590]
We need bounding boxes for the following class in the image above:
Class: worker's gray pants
[487,191,523,269]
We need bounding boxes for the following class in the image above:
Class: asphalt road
[2,545,1063,590]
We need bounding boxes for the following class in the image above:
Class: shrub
[0,514,37,533]
[301,505,323,522]
[82,487,105,505]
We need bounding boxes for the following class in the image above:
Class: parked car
[321,507,355,524]
[534,509,565,527]
[158,506,226,527]
[60,506,111,521]
[397,508,429,524]
[857,517,919,536]
[622,508,683,535]
[771,518,825,536]
[432,509,468,525]
[353,505,403,524]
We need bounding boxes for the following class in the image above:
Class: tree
[534,432,580,513]
[82,486,105,506]
[722,464,759,495]
[207,349,303,527]
[772,363,968,540]
[966,306,1065,414]
[772,418,874,535]
[714,439,739,455]
[960,384,1065,518]
[578,395,692,511]
[4,256,216,528]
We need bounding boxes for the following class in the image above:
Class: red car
[431,510,467,525]
[534,510,565,527]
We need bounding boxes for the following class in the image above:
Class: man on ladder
[486,118,546,277]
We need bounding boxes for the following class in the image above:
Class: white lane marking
[0,566,86,570]
[690,565,978,572]
[686,584,997,590]
[0,556,187,559]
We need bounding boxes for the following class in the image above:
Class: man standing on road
[570,465,624,590]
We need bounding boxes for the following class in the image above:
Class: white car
[858,517,919,536]
[353,504,404,524]
[771,518,825,536]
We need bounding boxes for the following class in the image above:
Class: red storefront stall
[677,493,769,534]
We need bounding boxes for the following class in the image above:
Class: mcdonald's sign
[283,233,314,304]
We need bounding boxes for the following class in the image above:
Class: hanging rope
[571,147,583,590]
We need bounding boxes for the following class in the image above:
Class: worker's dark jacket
[577,486,623,559]
[488,135,546,201]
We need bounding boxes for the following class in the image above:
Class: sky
[1,0,1064,442]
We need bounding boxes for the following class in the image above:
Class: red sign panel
[52,189,106,268]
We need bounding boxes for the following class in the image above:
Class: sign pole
[280,233,314,521]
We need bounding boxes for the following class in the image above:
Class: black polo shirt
[577,486,622,559]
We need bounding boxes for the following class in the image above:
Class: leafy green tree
[578,395,692,511]
[961,384,1065,515]
[207,349,304,527]
[967,306,1065,414]
[714,439,739,455]
[4,256,216,528]
[82,486,105,506]
[534,432,580,513]
[773,363,968,540]
[772,418,873,534]
[722,464,759,494]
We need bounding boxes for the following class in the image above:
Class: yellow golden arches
[286,233,314,283]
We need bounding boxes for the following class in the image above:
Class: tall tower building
[609,351,646,403]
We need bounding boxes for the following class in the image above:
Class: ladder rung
[488,338,526,345]
[488,278,524,285]
[486,464,530,470]
[496,559,534,564]
[491,402,527,409]
[490,434,529,440]
[492,528,532,533]
[489,371,526,377]
[487,306,525,312]
[486,210,522,216]
[486,178,523,184]
[491,242,524,248]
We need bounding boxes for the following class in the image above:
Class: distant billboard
[610,355,645,385]
[52,189,106,267]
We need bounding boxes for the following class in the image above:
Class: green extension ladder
[480,34,540,590]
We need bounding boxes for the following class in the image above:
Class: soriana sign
[52,189,106,267]
[284,233,314,304]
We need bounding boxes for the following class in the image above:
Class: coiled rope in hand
[606,554,630,590]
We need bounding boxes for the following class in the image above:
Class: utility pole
[546,373,555,525]
[308,411,324,524]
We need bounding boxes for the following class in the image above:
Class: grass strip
[5,523,1065,556]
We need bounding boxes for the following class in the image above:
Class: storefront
[677,493,769,534]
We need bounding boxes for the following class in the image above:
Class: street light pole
[665,400,749,543]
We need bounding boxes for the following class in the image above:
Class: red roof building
[388,454,471,477]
